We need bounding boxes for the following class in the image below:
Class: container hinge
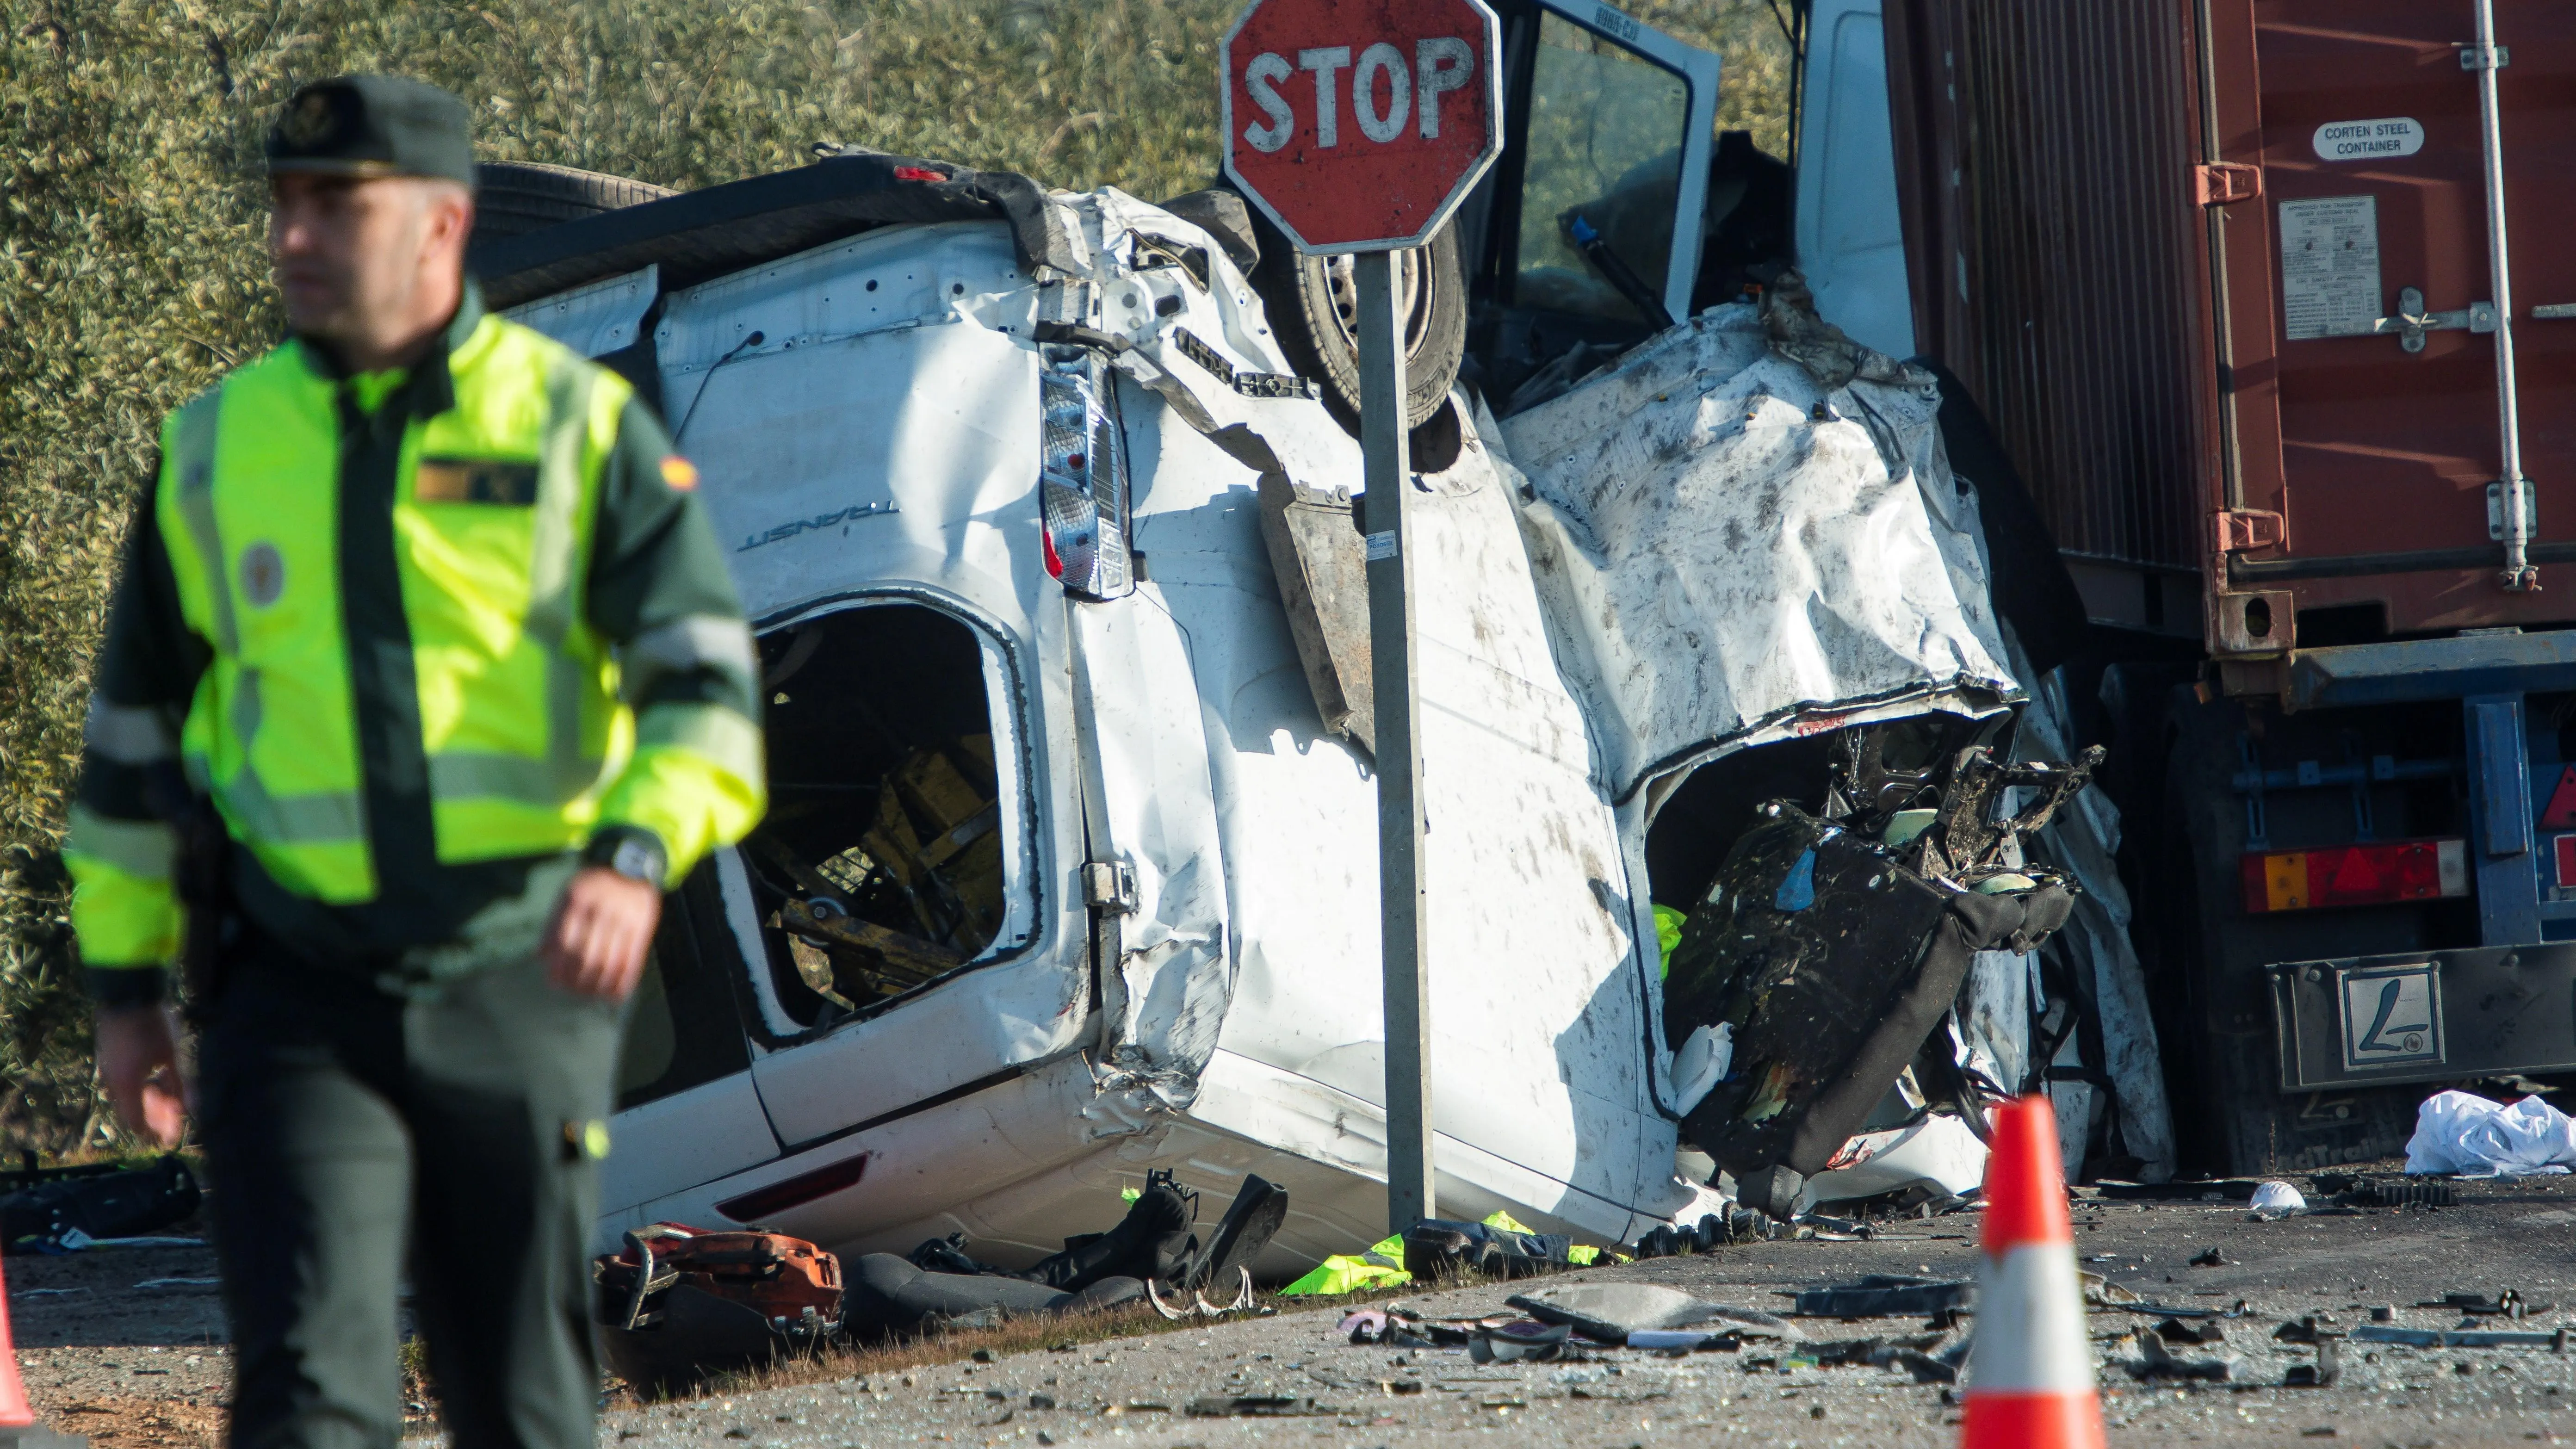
[2459,43,2509,70]
[1082,859,1138,914]
[2486,481,2538,543]
[2214,508,2286,553]
[2365,286,2497,353]
[2192,162,2263,206]
[2534,303,2576,321]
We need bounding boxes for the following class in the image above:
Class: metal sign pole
[1359,248,1434,1236]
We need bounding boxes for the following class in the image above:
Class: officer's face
[269,173,472,343]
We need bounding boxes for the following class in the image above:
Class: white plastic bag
[2403,1091,2576,1177]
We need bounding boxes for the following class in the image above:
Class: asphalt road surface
[21,1168,2576,1447]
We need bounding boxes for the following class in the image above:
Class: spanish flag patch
[659,455,700,491]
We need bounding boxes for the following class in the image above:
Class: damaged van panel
[532,134,2152,1273]
[1069,589,1232,1125]
[1494,288,2020,802]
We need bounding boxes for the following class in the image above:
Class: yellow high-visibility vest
[67,315,762,966]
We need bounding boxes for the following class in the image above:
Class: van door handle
[2364,286,2497,353]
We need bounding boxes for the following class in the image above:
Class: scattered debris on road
[1,1158,200,1256]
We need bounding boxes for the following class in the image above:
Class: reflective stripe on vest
[158,319,635,902]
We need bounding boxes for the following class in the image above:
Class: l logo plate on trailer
[2339,962,2443,1071]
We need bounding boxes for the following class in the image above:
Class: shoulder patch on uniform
[659,455,699,492]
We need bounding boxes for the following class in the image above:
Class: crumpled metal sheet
[1070,189,1660,1233]
[1493,299,2020,802]
[1070,590,1233,1123]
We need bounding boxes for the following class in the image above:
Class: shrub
[0,0,1785,1155]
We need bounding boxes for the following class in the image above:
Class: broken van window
[1513,12,1693,321]
[730,602,1025,1031]
[616,870,752,1109]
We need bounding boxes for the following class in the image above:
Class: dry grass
[609,1272,1469,1406]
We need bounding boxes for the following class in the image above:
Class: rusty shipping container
[1879,1,2576,1174]
[1885,0,2576,673]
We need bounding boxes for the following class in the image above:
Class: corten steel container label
[2312,117,2424,162]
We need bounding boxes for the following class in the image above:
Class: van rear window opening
[739,604,1013,1028]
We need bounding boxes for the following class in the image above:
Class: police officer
[66,76,764,1449]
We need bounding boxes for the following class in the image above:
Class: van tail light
[1037,347,1133,600]
[2241,838,2468,914]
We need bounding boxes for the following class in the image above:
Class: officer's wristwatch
[585,827,668,888]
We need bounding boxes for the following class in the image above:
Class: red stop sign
[1220,0,1502,254]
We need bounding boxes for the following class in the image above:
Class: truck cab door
[1793,0,1916,358]
[1461,0,1720,400]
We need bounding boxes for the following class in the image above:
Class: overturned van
[473,6,2164,1276]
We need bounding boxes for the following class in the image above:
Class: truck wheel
[471,161,675,242]
[1242,207,1466,433]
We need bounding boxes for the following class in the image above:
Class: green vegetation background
[0,0,1790,1155]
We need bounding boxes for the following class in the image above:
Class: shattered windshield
[1513,12,1694,322]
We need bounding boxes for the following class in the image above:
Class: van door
[1794,0,1915,358]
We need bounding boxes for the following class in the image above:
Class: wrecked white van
[470,1,2147,1275]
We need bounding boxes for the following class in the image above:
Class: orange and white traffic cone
[1960,1096,2106,1449]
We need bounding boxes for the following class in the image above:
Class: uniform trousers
[197,936,623,1449]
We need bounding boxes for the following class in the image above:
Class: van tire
[472,161,676,242]
[1242,205,1466,433]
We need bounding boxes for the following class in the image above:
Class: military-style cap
[266,75,475,187]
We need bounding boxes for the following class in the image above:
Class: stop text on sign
[1238,39,1479,150]
[1220,0,1502,254]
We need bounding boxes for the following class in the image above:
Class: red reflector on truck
[2241,839,2467,914]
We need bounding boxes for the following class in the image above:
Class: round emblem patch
[280,90,340,149]
[240,542,286,608]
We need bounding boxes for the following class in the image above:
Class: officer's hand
[543,867,661,1003]
[95,1005,188,1148]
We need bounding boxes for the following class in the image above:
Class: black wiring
[670,329,766,444]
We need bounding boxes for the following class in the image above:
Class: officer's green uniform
[63,77,765,1449]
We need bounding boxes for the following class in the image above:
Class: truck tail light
[2241,839,2467,914]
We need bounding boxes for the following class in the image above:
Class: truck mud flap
[2269,945,2576,1092]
